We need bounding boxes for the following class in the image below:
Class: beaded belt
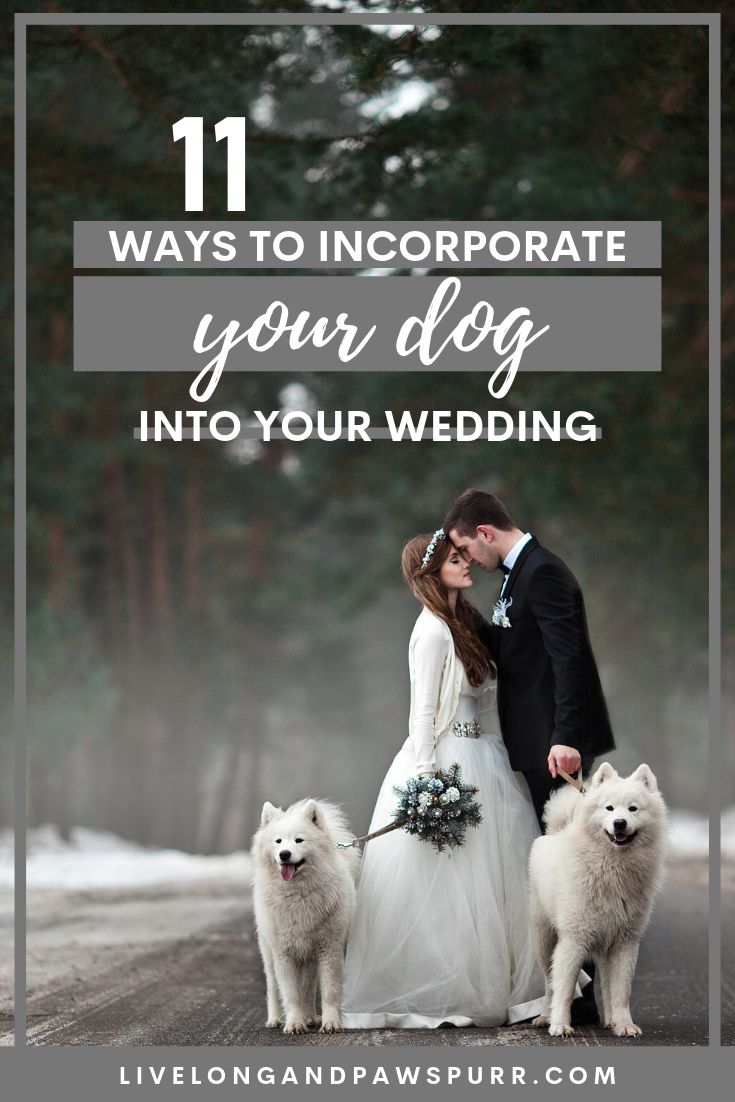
[452,720,482,739]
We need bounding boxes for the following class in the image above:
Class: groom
[443,488,615,1024]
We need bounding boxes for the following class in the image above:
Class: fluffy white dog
[252,798,360,1034]
[529,762,668,1038]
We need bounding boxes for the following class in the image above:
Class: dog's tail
[542,783,583,834]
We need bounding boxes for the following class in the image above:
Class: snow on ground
[669,810,712,859]
[722,806,735,860]
[0,810,731,893]
[0,825,251,891]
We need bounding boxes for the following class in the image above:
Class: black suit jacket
[479,537,615,772]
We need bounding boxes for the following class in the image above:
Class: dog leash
[336,822,398,849]
[343,772,583,850]
[557,767,586,794]
[341,770,583,850]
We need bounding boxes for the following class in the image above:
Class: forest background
[1,1,731,851]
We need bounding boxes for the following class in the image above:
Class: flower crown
[421,528,447,568]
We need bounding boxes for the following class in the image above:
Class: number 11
[172,116,247,212]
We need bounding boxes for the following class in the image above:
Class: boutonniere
[492,596,513,629]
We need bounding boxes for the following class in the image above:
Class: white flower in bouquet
[417,791,431,815]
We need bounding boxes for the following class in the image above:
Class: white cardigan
[404,608,465,775]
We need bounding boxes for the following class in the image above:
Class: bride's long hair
[401,533,495,687]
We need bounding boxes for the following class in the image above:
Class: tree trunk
[184,466,204,614]
[103,455,150,840]
[205,740,243,854]
[145,459,172,640]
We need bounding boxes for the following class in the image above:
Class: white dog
[529,763,667,1038]
[252,798,360,1034]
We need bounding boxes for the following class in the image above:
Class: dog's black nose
[279,849,292,862]
[613,818,627,832]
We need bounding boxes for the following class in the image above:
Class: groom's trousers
[522,756,595,832]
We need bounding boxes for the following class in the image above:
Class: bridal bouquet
[340,763,482,855]
[393,764,482,852]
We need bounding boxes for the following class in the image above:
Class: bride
[341,529,544,1028]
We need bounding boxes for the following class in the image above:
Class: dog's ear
[303,799,321,828]
[589,762,618,787]
[629,764,658,792]
[260,801,282,826]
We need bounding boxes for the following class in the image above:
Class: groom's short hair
[444,489,515,536]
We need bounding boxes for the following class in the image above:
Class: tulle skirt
[342,732,545,1028]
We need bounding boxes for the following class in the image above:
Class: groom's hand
[548,744,582,779]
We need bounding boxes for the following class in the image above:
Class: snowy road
[18,858,713,1047]
[25,879,251,1045]
[0,821,727,1045]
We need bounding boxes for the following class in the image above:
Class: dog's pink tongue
[280,864,296,881]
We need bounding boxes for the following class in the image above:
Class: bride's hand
[547,745,582,778]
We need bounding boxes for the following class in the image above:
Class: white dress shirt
[500,531,533,596]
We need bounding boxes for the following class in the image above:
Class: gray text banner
[73,275,661,375]
[74,220,661,269]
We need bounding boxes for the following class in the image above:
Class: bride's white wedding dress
[342,610,544,1028]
